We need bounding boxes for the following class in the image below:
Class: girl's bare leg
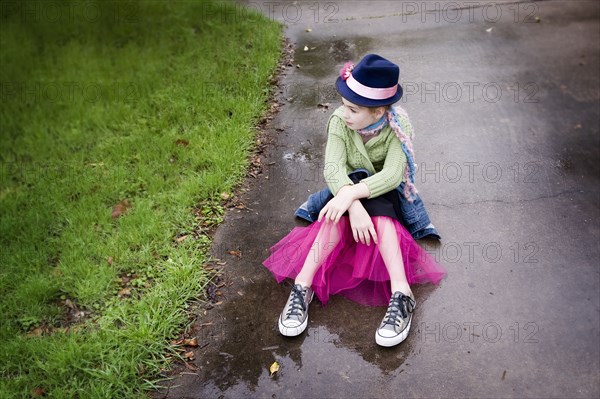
[295,221,342,287]
[375,217,413,298]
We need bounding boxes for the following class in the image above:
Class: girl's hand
[348,201,378,246]
[318,186,354,224]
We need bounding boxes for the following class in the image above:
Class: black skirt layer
[357,189,403,221]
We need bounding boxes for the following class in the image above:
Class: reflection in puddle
[294,37,374,78]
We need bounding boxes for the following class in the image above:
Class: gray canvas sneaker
[375,291,416,347]
[278,283,314,337]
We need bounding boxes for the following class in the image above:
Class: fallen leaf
[183,338,199,347]
[175,235,188,243]
[111,199,131,219]
[226,250,242,257]
[32,387,46,397]
[183,351,195,361]
[118,287,131,298]
[251,155,262,166]
[269,361,280,376]
[184,362,198,371]
[107,256,113,266]
[27,327,44,337]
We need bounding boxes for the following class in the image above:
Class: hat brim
[335,77,403,107]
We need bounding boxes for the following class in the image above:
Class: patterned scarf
[356,114,387,138]
[356,105,417,201]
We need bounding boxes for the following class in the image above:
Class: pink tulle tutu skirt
[263,216,446,307]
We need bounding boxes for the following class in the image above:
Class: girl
[263,54,446,347]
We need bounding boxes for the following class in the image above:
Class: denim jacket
[295,169,441,240]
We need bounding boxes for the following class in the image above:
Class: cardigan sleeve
[324,114,354,195]
[361,136,407,199]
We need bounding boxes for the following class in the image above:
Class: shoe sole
[375,317,412,347]
[278,291,314,337]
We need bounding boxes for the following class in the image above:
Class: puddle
[187,279,434,397]
[294,36,375,79]
[197,301,417,397]
[283,146,314,162]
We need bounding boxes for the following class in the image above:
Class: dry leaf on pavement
[269,361,280,376]
[183,338,199,347]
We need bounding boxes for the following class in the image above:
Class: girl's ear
[374,106,386,119]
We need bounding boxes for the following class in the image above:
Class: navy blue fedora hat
[335,54,403,107]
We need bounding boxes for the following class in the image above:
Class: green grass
[0,1,281,397]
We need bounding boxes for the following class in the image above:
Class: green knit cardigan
[324,106,413,199]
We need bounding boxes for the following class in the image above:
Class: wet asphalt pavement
[156,1,599,398]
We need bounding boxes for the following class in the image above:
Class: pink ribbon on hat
[346,74,398,100]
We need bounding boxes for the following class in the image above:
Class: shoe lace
[382,293,415,327]
[286,285,307,318]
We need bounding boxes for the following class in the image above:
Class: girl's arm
[323,135,406,223]
[323,115,353,195]
[360,138,406,199]
[320,113,373,223]
[348,199,378,245]
[318,182,369,223]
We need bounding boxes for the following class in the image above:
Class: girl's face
[341,98,384,130]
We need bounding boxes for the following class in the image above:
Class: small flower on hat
[339,62,354,81]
